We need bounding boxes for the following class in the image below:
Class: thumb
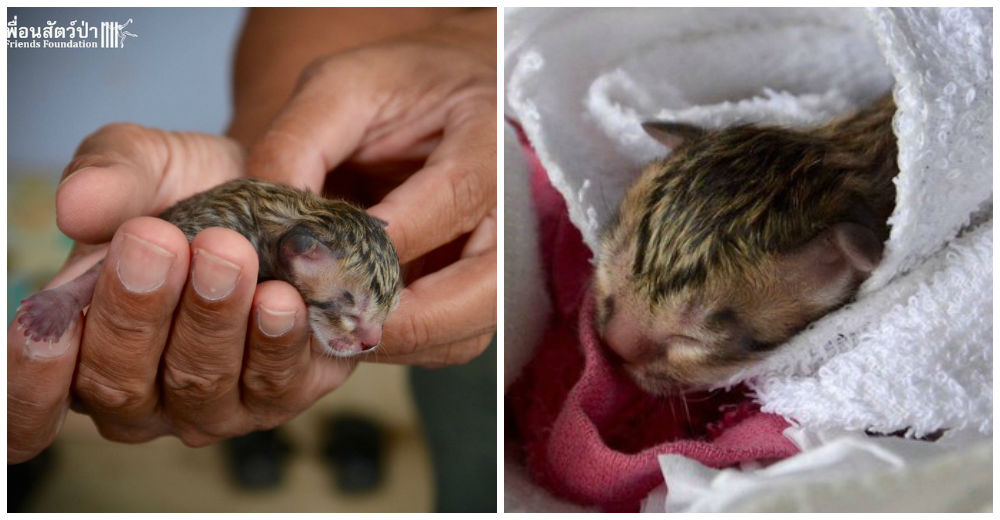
[56,123,243,244]
[245,56,379,193]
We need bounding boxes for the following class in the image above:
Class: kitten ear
[830,222,884,273]
[279,226,336,263]
[280,227,318,256]
[641,121,706,149]
[782,222,884,308]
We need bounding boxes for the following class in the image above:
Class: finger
[362,330,493,368]
[241,280,313,426]
[464,206,497,258]
[366,99,496,262]
[377,248,496,358]
[301,350,358,404]
[73,217,190,442]
[7,239,111,462]
[7,308,82,463]
[246,55,379,192]
[160,227,259,444]
[56,123,243,244]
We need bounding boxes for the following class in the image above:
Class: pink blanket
[506,126,799,512]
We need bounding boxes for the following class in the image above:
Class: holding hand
[8,125,354,463]
[245,14,497,367]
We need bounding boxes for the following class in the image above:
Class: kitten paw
[16,289,81,343]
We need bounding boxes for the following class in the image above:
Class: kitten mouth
[627,366,685,395]
[319,336,379,357]
[321,338,358,357]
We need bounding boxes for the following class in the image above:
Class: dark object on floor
[223,428,291,489]
[410,338,497,512]
[8,445,56,512]
[322,414,384,493]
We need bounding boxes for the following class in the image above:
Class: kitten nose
[357,324,381,351]
[602,310,655,364]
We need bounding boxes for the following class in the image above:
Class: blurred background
[7,7,496,512]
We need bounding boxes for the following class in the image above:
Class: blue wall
[8,7,244,173]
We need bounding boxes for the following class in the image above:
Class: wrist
[226,7,468,148]
[408,8,496,67]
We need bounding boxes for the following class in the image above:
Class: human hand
[7,124,355,463]
[244,9,497,367]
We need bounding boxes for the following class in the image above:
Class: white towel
[641,428,993,512]
[505,6,992,440]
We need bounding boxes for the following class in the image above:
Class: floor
[17,362,434,513]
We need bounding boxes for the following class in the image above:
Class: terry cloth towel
[506,130,798,512]
[505,7,992,439]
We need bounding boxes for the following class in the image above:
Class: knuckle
[75,365,149,415]
[242,365,300,402]
[446,162,488,233]
[162,361,235,399]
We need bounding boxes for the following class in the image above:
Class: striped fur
[612,94,896,301]
[594,94,898,391]
[159,178,401,321]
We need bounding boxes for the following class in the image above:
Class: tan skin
[8,8,497,463]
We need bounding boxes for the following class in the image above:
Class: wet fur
[159,179,401,352]
[596,94,898,392]
[18,178,401,356]
[159,179,400,312]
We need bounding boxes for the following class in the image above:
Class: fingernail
[59,167,86,186]
[60,164,117,188]
[117,233,175,294]
[257,306,296,337]
[23,319,76,359]
[191,248,242,301]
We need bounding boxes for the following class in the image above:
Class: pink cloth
[506,126,799,512]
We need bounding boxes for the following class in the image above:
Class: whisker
[681,393,692,434]
[681,388,722,403]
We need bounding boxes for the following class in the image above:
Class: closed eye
[744,338,778,352]
[306,299,338,311]
[705,307,738,332]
